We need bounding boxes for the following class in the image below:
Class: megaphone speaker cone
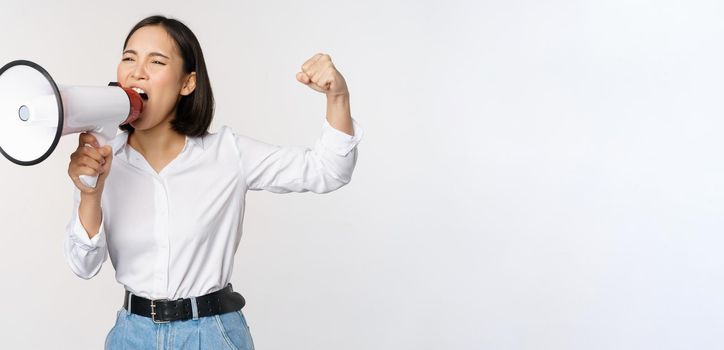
[0,60,63,165]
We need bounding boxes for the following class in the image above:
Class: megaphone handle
[78,132,110,189]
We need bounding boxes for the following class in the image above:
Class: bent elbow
[311,174,353,194]
[68,261,102,280]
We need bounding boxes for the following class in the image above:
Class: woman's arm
[79,193,103,239]
[64,188,109,280]
[296,53,354,136]
[235,53,363,194]
[64,133,112,279]
[235,117,362,193]
[326,94,354,136]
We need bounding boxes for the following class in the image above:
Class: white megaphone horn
[0,60,144,188]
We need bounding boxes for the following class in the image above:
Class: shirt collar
[112,131,204,157]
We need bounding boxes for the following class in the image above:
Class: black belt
[123,283,245,323]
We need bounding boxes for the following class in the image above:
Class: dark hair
[119,15,214,137]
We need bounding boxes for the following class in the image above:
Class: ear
[180,72,197,96]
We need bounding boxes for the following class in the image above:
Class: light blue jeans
[105,307,255,350]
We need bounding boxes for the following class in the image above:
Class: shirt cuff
[69,210,105,251]
[320,117,364,157]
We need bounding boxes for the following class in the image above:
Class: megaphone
[0,60,144,188]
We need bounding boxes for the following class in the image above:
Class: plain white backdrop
[1,0,723,349]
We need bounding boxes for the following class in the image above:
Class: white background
[1,0,723,349]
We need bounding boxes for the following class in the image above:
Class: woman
[64,15,362,349]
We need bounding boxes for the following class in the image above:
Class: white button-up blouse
[63,118,363,300]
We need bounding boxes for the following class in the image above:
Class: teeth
[131,87,148,101]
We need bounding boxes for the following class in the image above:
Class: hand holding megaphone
[68,133,113,193]
[0,60,144,188]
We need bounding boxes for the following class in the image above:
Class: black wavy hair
[119,15,214,137]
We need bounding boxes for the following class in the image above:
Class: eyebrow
[122,49,170,60]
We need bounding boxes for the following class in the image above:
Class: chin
[129,120,147,131]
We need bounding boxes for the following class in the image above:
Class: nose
[130,62,148,80]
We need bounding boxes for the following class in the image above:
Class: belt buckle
[150,299,170,324]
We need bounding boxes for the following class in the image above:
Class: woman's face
[117,25,196,132]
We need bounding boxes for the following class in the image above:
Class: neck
[128,120,186,159]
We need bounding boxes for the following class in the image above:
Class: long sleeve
[63,187,108,279]
[236,118,364,193]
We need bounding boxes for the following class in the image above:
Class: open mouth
[131,87,149,101]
